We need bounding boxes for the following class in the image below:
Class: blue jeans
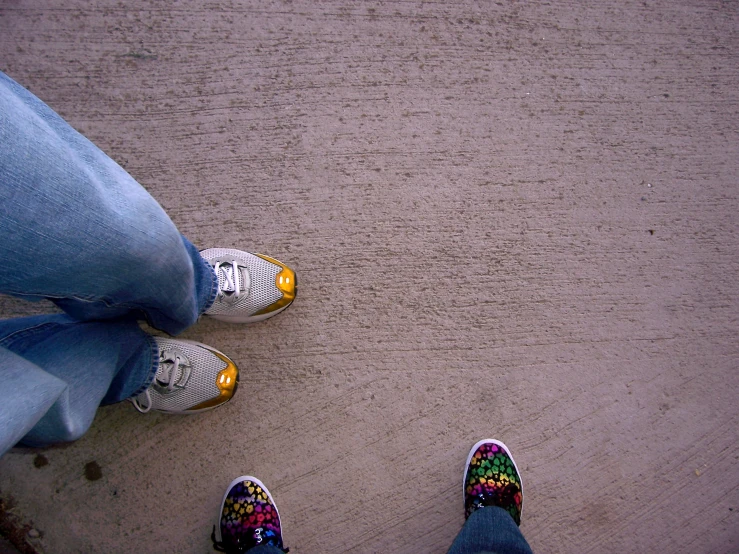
[0,71,217,455]
[247,507,532,554]
[446,507,533,554]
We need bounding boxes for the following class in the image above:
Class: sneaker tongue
[217,264,249,295]
[156,351,190,388]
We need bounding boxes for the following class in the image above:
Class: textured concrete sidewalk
[1,1,737,552]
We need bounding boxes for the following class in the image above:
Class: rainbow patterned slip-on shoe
[463,439,524,525]
[212,476,288,553]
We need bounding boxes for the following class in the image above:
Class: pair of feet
[130,253,524,552]
[130,248,297,414]
[212,439,524,553]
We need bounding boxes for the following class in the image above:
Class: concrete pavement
[0,1,737,552]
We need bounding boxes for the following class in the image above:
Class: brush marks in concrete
[0,0,738,552]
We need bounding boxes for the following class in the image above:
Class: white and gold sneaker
[131,338,238,413]
[200,248,296,323]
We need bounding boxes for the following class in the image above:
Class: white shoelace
[131,351,190,413]
[213,260,251,300]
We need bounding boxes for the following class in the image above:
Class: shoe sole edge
[205,299,294,323]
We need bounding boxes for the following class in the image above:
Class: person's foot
[131,338,238,413]
[201,248,297,323]
[212,476,288,553]
[463,439,523,525]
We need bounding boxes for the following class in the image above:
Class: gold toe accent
[253,254,296,316]
[189,351,238,411]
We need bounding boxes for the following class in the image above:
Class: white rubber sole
[207,301,294,324]
[463,439,524,519]
[214,475,282,544]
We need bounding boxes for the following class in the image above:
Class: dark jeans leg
[447,506,533,554]
[247,546,286,554]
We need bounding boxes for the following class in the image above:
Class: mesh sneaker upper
[135,338,231,413]
[202,248,283,317]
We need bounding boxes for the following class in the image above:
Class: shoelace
[131,350,189,413]
[211,525,289,554]
[214,260,251,300]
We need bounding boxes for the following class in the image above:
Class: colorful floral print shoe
[212,476,288,553]
[201,248,296,323]
[463,439,524,525]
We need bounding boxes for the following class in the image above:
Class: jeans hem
[127,333,159,398]
[199,251,219,315]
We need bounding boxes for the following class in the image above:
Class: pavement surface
[0,1,738,553]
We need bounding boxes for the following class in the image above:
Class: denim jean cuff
[200,253,218,315]
[180,234,218,316]
[126,333,159,399]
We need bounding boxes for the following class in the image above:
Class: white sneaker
[131,338,238,413]
[201,248,296,323]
